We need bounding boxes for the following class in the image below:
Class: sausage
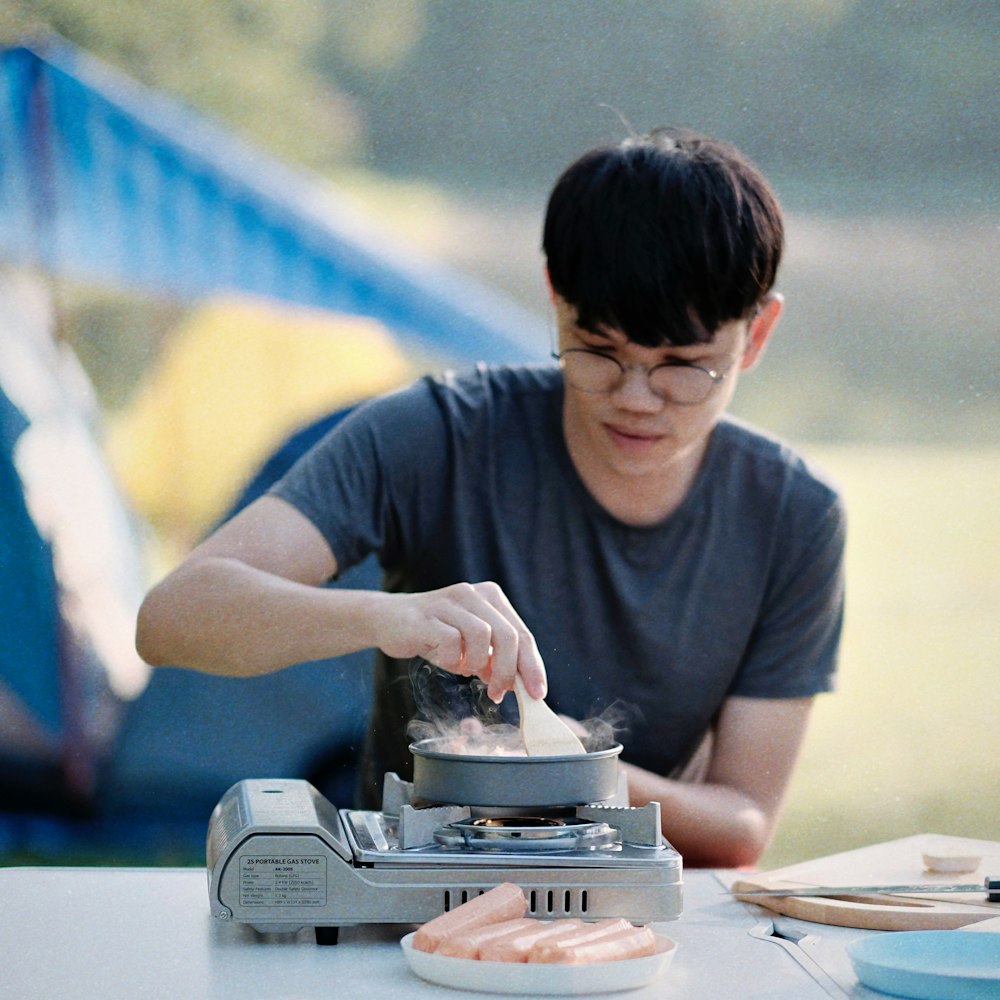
[479,918,585,962]
[525,918,631,962]
[410,889,662,966]
[411,883,527,953]
[530,924,658,964]
[527,917,632,962]
[436,918,538,959]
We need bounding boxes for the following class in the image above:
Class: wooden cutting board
[730,833,1000,930]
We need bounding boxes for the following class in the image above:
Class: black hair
[542,127,784,346]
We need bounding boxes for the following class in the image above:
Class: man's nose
[610,364,663,410]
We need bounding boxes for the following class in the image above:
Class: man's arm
[621,695,814,869]
[135,495,546,699]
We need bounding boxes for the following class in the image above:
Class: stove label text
[240,856,327,907]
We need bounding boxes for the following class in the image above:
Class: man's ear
[740,292,783,371]
[543,264,557,306]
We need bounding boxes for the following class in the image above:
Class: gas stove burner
[207,777,683,939]
[435,815,618,853]
[472,817,565,827]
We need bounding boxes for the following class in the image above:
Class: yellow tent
[107,295,417,553]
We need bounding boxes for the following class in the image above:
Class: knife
[731,875,1000,901]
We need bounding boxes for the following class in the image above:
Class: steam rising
[408,715,528,756]
[406,659,627,756]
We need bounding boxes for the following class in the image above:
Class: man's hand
[137,498,547,699]
[372,582,547,702]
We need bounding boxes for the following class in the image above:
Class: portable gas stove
[207,768,683,942]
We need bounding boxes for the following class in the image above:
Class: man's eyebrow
[658,340,715,356]
[579,324,619,343]
[578,323,721,356]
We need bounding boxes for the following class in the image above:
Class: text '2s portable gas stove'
[207,739,683,943]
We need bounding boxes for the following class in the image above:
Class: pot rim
[409,736,623,764]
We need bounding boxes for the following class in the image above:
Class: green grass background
[761,445,1000,869]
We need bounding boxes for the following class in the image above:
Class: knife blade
[731,875,999,900]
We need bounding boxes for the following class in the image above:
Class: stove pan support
[397,803,471,849]
[578,801,666,849]
[380,772,415,817]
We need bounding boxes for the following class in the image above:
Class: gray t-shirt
[271,364,845,806]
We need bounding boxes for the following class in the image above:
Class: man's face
[554,297,766,482]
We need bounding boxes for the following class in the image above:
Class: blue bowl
[848,930,1000,999]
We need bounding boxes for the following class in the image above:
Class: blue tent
[101,406,377,840]
[0,36,546,855]
[0,37,546,363]
[0,385,63,807]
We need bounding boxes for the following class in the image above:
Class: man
[137,127,845,868]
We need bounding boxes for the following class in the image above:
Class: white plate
[847,930,1000,1000]
[400,931,677,995]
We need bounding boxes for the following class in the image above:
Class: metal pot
[409,737,623,808]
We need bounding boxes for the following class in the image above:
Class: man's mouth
[604,423,665,449]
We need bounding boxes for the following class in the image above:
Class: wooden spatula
[513,675,586,756]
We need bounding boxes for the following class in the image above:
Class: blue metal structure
[0,37,546,363]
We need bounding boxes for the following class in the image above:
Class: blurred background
[0,0,996,869]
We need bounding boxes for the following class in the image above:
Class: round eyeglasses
[553,348,728,405]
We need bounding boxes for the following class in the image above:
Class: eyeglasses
[553,348,729,405]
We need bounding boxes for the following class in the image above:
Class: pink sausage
[436,918,538,959]
[479,918,586,962]
[531,924,658,964]
[411,883,527,953]
[526,918,632,962]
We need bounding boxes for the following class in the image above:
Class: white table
[0,866,884,998]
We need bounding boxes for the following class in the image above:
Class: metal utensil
[733,876,1000,901]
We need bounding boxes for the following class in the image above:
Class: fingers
[378,582,546,703]
[467,582,547,703]
[515,631,547,701]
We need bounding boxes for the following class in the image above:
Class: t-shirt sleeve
[266,380,450,574]
[729,490,846,699]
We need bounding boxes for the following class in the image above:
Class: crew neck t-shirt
[270,364,845,807]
